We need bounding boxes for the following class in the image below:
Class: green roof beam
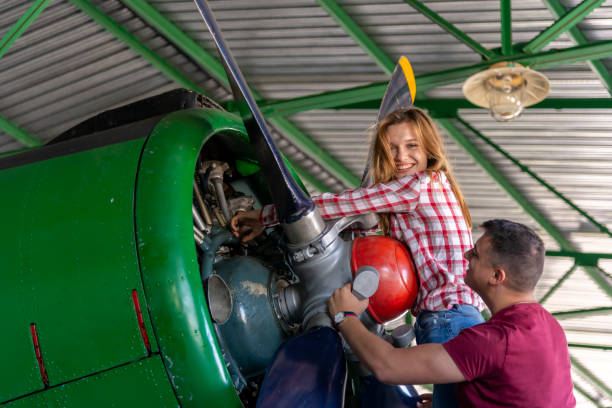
[546,250,612,262]
[571,356,612,399]
[316,0,395,74]
[524,0,605,54]
[68,0,206,96]
[403,0,497,59]
[573,382,605,408]
[256,82,388,117]
[0,0,52,59]
[268,116,359,187]
[0,114,42,147]
[552,306,612,320]
[500,0,513,55]
[120,0,229,87]
[435,117,574,251]
[299,97,612,111]
[456,116,612,239]
[568,343,612,351]
[584,266,612,300]
[526,40,612,69]
[257,40,612,115]
[542,0,612,95]
[539,264,577,304]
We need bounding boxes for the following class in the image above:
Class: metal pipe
[192,204,206,231]
[213,178,231,222]
[193,225,204,241]
[193,180,213,226]
[212,206,227,227]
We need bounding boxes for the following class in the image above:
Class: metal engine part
[201,160,232,223]
[214,256,287,378]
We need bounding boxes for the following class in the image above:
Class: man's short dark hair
[481,219,545,292]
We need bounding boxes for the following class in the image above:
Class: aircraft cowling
[351,236,418,323]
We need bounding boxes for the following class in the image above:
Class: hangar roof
[1,0,611,405]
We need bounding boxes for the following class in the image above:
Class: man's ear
[489,267,506,286]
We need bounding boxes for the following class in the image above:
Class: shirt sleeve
[442,323,507,381]
[313,175,421,219]
[259,204,279,227]
[259,174,421,227]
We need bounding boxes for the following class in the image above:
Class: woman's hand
[230,209,265,242]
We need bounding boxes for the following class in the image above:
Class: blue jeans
[414,304,484,408]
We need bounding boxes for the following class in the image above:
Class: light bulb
[486,72,526,122]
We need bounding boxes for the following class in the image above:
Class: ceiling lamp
[462,62,550,122]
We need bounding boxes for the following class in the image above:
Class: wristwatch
[333,311,357,326]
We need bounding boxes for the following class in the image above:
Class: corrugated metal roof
[1,0,611,405]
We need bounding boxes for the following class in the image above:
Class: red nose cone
[351,236,418,323]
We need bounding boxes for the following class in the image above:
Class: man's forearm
[338,316,465,385]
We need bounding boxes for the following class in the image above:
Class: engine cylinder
[214,256,286,378]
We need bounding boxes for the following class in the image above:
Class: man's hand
[229,209,264,242]
[328,283,369,318]
[417,393,432,408]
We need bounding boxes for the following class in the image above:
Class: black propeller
[193,0,314,225]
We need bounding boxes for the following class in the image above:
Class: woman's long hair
[367,107,472,233]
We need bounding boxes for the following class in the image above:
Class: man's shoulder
[490,303,567,348]
[493,303,560,328]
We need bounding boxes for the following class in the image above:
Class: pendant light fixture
[462,62,550,122]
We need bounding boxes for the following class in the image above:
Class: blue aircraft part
[256,326,347,408]
[359,375,421,408]
[193,0,314,224]
[214,256,286,378]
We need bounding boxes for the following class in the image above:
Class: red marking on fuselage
[131,289,152,355]
[30,323,49,388]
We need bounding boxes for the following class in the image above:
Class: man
[329,219,576,407]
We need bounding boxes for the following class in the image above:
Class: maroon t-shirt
[443,303,576,408]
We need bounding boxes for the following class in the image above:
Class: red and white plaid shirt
[260,171,484,315]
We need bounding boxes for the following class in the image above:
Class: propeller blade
[256,326,347,408]
[359,375,421,408]
[362,56,416,186]
[193,0,313,223]
[377,56,416,122]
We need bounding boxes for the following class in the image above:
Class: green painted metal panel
[0,133,157,401]
[4,357,177,407]
[135,108,245,408]
[0,325,41,402]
